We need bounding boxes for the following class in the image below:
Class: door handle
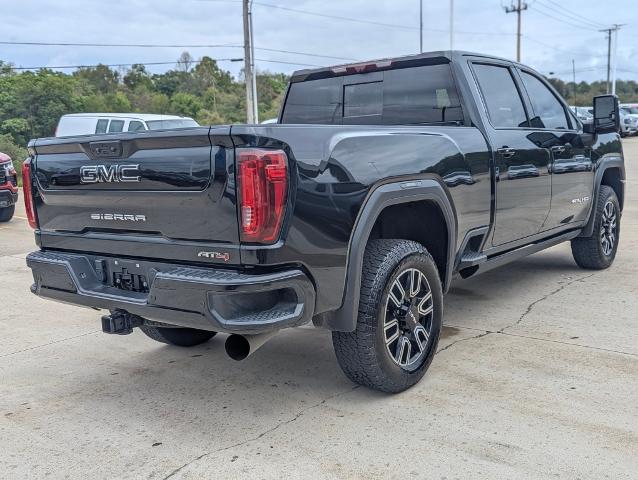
[551,146,566,154]
[497,147,516,159]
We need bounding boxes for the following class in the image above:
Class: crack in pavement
[162,385,360,479]
[0,330,101,358]
[438,272,599,355]
[437,331,493,353]
[440,324,638,357]
[498,272,597,334]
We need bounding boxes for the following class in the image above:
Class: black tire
[0,205,15,222]
[139,325,216,347]
[571,185,620,270]
[332,239,443,393]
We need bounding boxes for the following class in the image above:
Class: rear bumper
[26,250,316,334]
[0,188,18,208]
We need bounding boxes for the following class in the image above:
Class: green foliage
[0,53,290,146]
[4,51,636,153]
[1,118,30,145]
[547,77,638,106]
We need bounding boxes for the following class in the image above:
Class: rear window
[281,63,464,125]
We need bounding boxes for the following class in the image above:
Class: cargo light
[331,60,392,75]
[237,148,288,244]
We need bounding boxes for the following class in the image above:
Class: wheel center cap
[405,306,420,330]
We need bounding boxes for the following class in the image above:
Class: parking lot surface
[1,139,637,479]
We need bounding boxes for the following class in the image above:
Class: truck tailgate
[30,126,241,265]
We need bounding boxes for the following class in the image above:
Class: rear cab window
[281,62,464,125]
[471,63,528,129]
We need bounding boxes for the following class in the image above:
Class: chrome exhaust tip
[224,331,279,361]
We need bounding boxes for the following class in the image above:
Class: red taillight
[237,148,288,243]
[22,158,37,229]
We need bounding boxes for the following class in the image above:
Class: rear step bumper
[26,250,316,335]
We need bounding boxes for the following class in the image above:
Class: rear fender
[321,178,457,332]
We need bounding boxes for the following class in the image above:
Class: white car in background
[619,106,638,137]
[569,106,593,126]
[55,113,199,137]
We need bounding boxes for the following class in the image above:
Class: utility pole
[602,27,612,93]
[419,0,423,53]
[572,58,576,106]
[601,24,624,95]
[242,0,255,124]
[504,0,528,62]
[449,0,454,50]
[249,1,258,123]
[611,24,623,96]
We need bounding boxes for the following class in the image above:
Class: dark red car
[0,152,18,222]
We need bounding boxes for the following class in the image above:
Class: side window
[128,120,145,132]
[520,71,569,129]
[95,119,109,134]
[472,64,528,128]
[108,120,124,133]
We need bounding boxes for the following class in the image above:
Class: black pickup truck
[25,51,624,393]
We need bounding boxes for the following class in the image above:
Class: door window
[519,71,569,129]
[95,119,109,134]
[472,64,528,128]
[108,120,125,133]
[128,120,145,132]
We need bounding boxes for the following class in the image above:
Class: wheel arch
[321,177,457,332]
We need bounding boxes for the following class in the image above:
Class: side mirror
[592,94,619,134]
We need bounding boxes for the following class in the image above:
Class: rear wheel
[571,185,620,270]
[139,325,216,347]
[0,205,15,222]
[332,239,443,393]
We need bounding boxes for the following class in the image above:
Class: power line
[198,0,516,36]
[0,41,356,61]
[534,0,606,29]
[529,3,599,31]
[4,57,323,71]
[523,36,607,60]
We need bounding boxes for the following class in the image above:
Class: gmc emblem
[80,164,141,184]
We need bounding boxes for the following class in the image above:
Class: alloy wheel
[383,268,435,371]
[600,200,618,256]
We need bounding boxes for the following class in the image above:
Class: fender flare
[323,178,457,332]
[579,156,625,238]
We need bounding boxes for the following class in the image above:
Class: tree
[0,118,30,145]
[123,64,152,91]
[73,64,119,94]
[177,51,194,72]
[170,92,203,118]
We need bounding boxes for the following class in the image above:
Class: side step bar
[459,229,581,278]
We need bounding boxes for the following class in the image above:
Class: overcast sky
[1,0,637,83]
